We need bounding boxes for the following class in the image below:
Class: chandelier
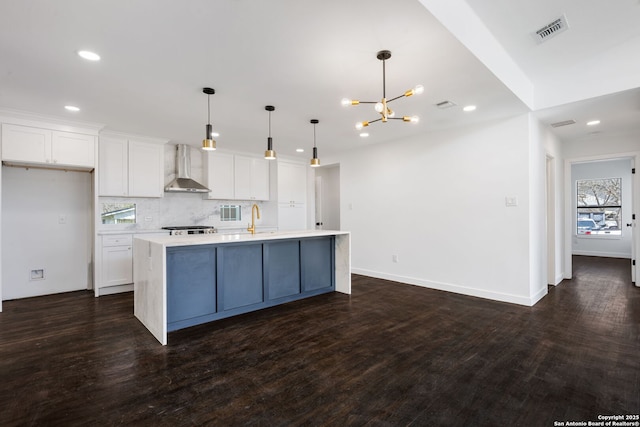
[342,50,423,131]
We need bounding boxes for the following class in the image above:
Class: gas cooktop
[161,226,216,235]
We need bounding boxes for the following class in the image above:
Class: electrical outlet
[392,255,399,263]
[144,216,152,222]
[30,269,45,280]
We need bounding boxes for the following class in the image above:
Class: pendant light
[310,119,320,167]
[341,50,423,131]
[264,105,276,160]
[202,87,216,151]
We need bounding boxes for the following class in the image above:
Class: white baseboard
[95,283,133,297]
[351,268,545,306]
[571,250,631,259]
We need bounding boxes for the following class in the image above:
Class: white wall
[571,159,632,258]
[2,167,92,299]
[563,132,640,159]
[528,115,548,301]
[337,114,544,305]
[540,120,565,285]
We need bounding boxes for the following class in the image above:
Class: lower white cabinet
[96,232,168,296]
[99,234,133,294]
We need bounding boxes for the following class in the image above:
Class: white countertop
[134,229,350,247]
[98,229,169,236]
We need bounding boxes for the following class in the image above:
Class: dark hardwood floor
[1,255,639,426]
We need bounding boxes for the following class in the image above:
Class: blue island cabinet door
[166,245,217,327]
[264,239,301,300]
[300,236,335,292]
[217,243,264,311]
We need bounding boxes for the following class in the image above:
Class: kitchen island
[133,230,350,344]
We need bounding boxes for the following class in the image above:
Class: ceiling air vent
[533,15,569,44]
[550,119,576,128]
[435,100,457,109]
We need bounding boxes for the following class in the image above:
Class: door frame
[546,154,556,285]
[563,151,640,281]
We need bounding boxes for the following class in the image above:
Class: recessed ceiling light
[64,105,80,112]
[296,148,304,153]
[359,132,369,137]
[587,120,600,126]
[77,50,100,61]
[463,105,476,112]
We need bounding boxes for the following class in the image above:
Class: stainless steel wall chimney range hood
[164,144,211,193]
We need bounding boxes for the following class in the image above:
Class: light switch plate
[505,197,518,207]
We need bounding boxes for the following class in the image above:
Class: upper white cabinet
[277,161,307,230]
[204,153,270,201]
[277,161,307,204]
[99,136,128,196]
[129,140,164,197]
[98,134,165,198]
[1,124,95,169]
[204,152,235,200]
[235,156,270,201]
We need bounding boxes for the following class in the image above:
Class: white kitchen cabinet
[277,161,307,230]
[98,134,165,197]
[277,203,307,230]
[1,123,95,169]
[101,234,133,288]
[129,140,164,197]
[277,161,307,204]
[204,152,235,200]
[234,155,270,201]
[98,136,128,196]
[96,232,169,296]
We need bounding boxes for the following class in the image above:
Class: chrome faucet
[247,203,260,234]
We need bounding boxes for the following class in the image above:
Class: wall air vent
[435,100,457,109]
[550,119,576,128]
[533,15,569,43]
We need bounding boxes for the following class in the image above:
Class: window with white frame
[576,178,622,236]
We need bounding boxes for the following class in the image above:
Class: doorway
[1,166,92,299]
[313,165,340,230]
[564,154,637,283]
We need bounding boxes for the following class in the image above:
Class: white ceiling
[0,0,638,159]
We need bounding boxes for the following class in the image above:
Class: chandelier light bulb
[414,85,424,95]
[387,108,395,118]
[355,122,364,130]
[374,102,384,113]
[410,116,419,123]
[341,98,352,107]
